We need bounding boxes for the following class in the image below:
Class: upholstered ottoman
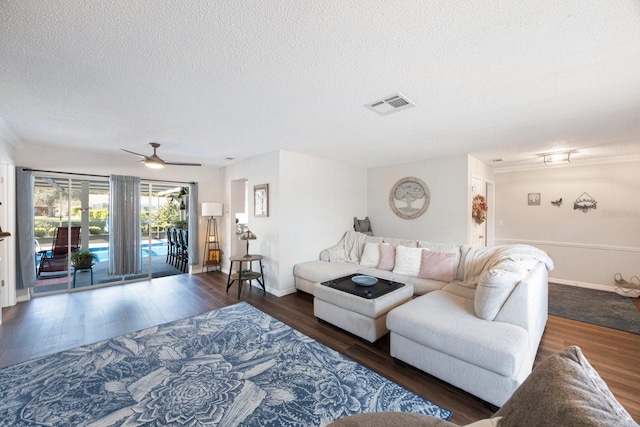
[313,280,414,343]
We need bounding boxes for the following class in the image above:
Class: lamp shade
[240,229,256,257]
[240,230,257,241]
[202,202,223,217]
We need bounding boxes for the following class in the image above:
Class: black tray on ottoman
[321,274,405,299]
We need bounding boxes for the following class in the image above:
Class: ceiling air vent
[365,93,416,116]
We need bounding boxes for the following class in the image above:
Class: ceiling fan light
[543,152,571,165]
[145,159,164,169]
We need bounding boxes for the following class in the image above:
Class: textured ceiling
[1,1,639,169]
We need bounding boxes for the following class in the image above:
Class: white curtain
[109,175,141,276]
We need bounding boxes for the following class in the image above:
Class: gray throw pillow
[495,345,637,427]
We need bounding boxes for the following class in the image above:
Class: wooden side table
[226,254,265,298]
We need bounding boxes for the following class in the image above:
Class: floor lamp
[202,202,223,272]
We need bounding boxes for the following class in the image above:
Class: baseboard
[549,277,615,293]
[261,284,297,297]
[16,292,31,303]
[222,270,297,297]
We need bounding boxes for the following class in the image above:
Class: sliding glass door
[123,182,184,281]
[33,175,110,293]
[32,174,190,296]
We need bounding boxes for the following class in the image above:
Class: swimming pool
[89,242,168,262]
[37,241,169,263]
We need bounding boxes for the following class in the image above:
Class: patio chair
[37,226,81,277]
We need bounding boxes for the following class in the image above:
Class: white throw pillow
[392,245,423,277]
[360,242,380,267]
[474,268,523,320]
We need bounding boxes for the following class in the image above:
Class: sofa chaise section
[387,262,550,407]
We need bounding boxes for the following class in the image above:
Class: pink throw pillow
[377,244,396,271]
[418,251,455,282]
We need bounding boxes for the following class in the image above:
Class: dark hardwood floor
[1,273,639,425]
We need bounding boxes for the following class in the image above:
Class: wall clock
[389,177,430,219]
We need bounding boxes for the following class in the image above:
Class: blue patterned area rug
[0,302,451,426]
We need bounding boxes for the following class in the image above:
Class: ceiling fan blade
[163,161,202,167]
[122,144,200,167]
[120,148,147,158]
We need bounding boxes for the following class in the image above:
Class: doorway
[230,179,248,257]
[485,180,495,247]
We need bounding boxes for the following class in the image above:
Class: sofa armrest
[494,262,548,340]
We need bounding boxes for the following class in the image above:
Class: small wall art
[254,184,269,217]
[574,192,597,213]
[528,193,541,206]
[389,177,430,219]
[551,198,563,207]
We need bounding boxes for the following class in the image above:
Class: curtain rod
[22,168,195,185]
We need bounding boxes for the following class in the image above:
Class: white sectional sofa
[294,233,466,296]
[293,231,554,407]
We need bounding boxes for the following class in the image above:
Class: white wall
[222,151,280,293]
[495,160,640,290]
[367,155,471,243]
[222,150,367,296]
[279,151,367,292]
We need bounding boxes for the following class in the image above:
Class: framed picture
[254,184,269,217]
[528,193,541,206]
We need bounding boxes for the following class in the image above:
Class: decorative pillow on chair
[418,251,456,282]
[393,245,424,277]
[360,242,380,267]
[377,243,396,271]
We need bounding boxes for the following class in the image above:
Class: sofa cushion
[293,260,359,284]
[387,291,529,377]
[418,251,456,282]
[495,346,637,427]
[441,282,476,300]
[360,242,380,267]
[384,237,418,248]
[474,268,522,321]
[364,235,385,244]
[393,245,423,277]
[378,243,396,271]
[406,276,449,295]
[353,266,446,295]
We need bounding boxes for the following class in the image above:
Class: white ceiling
[1,1,639,170]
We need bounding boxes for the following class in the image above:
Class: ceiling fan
[120,142,202,169]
